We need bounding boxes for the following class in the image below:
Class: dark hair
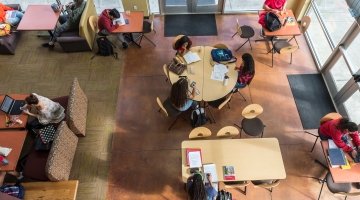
[170,78,189,108]
[73,0,84,6]
[25,94,39,105]
[174,35,192,50]
[187,173,206,200]
[109,8,120,19]
[337,118,358,132]
[241,53,255,75]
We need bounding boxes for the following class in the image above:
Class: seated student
[170,78,197,112]
[98,8,128,48]
[258,0,287,28]
[174,35,192,56]
[42,0,86,48]
[319,118,360,158]
[21,93,65,130]
[0,3,23,26]
[234,53,255,90]
[186,172,217,200]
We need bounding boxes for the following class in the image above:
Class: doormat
[164,14,218,37]
[287,74,336,129]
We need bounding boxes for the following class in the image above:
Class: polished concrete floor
[107,14,359,200]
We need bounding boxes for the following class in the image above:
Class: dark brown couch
[0,4,22,55]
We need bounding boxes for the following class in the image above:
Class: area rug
[287,74,336,129]
[164,14,218,37]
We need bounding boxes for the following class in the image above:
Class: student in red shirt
[259,0,287,28]
[98,8,120,33]
[319,118,360,157]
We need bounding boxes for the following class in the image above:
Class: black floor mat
[287,74,336,129]
[164,14,218,37]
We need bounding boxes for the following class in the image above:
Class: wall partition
[305,0,360,124]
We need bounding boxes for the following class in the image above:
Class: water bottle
[223,74,229,86]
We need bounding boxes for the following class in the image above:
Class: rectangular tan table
[181,138,286,182]
[168,46,237,102]
[0,130,27,171]
[0,94,28,130]
[320,140,360,183]
[112,11,144,48]
[22,180,79,200]
[17,5,60,31]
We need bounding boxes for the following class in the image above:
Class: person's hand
[22,109,30,115]
[351,150,357,158]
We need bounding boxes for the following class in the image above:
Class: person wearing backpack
[98,8,128,49]
[170,78,197,111]
[258,0,287,28]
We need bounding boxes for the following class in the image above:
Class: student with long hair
[319,118,360,158]
[170,78,197,111]
[186,172,217,200]
[234,53,255,89]
[174,35,192,56]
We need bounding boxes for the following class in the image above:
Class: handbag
[167,55,187,75]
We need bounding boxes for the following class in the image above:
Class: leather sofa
[0,4,22,55]
[57,0,97,52]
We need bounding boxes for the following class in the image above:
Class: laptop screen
[1,95,14,113]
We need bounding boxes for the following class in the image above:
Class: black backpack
[265,12,282,32]
[191,108,207,128]
[94,37,118,59]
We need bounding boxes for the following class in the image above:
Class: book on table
[183,51,201,64]
[327,143,346,167]
[203,163,218,190]
[223,166,235,180]
[186,148,202,168]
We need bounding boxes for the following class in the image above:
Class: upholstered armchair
[0,4,22,55]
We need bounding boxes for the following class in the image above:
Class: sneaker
[42,43,55,49]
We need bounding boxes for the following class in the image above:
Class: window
[346,30,360,73]
[224,0,262,13]
[343,90,360,124]
[328,56,353,91]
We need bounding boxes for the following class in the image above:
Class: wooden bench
[22,180,79,200]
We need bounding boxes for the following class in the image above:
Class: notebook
[0,95,25,115]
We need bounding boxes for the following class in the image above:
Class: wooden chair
[88,15,99,51]
[232,19,255,51]
[317,172,360,200]
[163,64,170,84]
[221,180,250,195]
[213,43,229,49]
[156,97,184,130]
[271,40,298,67]
[252,179,280,200]
[216,126,239,138]
[137,14,156,47]
[189,127,212,139]
[289,16,311,48]
[206,93,233,123]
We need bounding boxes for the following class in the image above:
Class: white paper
[188,151,202,168]
[210,64,229,82]
[0,146,12,156]
[113,13,125,26]
[328,139,338,149]
[211,71,225,81]
[203,163,218,182]
[213,64,229,74]
[183,51,201,64]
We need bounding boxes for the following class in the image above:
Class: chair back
[236,18,242,35]
[320,112,342,125]
[88,15,98,34]
[149,13,155,31]
[156,97,169,117]
[189,127,212,139]
[163,64,169,80]
[300,16,311,33]
[218,93,233,110]
[213,43,229,49]
[216,126,239,138]
[279,44,298,54]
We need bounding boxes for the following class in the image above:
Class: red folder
[186,148,202,166]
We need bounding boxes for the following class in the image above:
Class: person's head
[337,118,358,133]
[25,94,39,105]
[241,53,255,74]
[170,78,189,108]
[109,8,120,20]
[175,35,192,50]
[188,173,206,200]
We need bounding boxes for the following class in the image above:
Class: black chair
[270,40,298,67]
[206,93,233,123]
[137,14,156,47]
[232,19,255,51]
[156,97,185,130]
[235,117,265,138]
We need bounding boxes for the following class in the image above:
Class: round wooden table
[168,46,237,102]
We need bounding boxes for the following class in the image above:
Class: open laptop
[0,95,25,115]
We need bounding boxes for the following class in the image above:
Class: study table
[320,140,360,183]
[17,5,60,31]
[181,138,286,182]
[0,94,28,130]
[263,10,301,39]
[111,11,144,48]
[0,130,27,172]
[168,46,237,102]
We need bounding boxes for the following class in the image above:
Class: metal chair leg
[271,50,274,67]
[206,106,216,124]
[168,115,180,130]
[237,91,246,101]
[235,40,249,51]
[143,35,156,47]
[311,136,319,152]
[231,32,238,38]
[290,53,293,64]
[248,39,253,50]
[317,179,325,200]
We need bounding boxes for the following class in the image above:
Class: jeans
[177,100,198,111]
[235,82,247,89]
[50,15,77,42]
[5,11,23,26]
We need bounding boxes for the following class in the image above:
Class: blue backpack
[0,183,25,199]
[211,49,237,63]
